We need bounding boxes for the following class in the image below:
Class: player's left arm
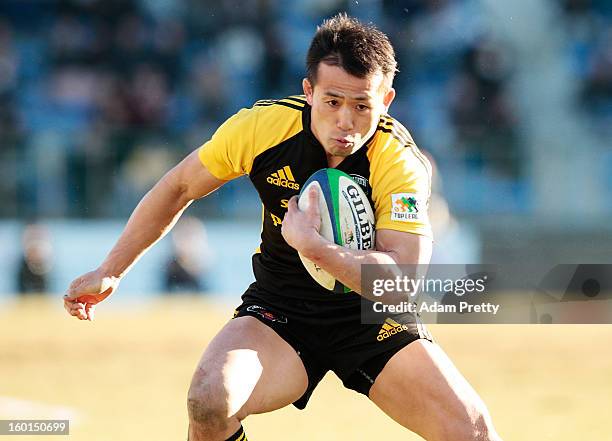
[282,187,432,294]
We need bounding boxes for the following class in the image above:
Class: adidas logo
[267,166,300,190]
[377,318,409,341]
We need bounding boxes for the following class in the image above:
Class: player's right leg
[187,316,308,441]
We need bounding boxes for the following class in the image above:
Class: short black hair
[306,13,398,87]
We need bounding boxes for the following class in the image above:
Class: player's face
[303,63,395,161]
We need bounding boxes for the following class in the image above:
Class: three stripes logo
[267,165,300,190]
[377,318,409,341]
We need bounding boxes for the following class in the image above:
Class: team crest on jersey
[267,166,300,190]
[391,193,426,222]
[246,305,288,323]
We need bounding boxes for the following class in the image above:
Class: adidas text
[267,166,300,190]
[267,176,300,189]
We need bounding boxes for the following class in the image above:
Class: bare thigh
[369,340,500,441]
[189,316,308,420]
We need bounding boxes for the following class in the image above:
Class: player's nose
[336,107,354,132]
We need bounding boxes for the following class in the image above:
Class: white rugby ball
[297,168,376,293]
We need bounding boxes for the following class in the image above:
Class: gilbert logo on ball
[297,168,375,293]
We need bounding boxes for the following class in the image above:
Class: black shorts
[233,282,433,409]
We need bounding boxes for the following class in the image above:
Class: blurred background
[0,0,611,298]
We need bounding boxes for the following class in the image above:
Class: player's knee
[467,409,499,441]
[187,377,230,433]
[448,402,499,441]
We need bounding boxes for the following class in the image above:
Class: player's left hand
[282,186,324,256]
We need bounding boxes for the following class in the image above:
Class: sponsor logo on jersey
[246,305,288,323]
[391,193,425,222]
[270,212,283,226]
[377,318,409,341]
[267,166,300,190]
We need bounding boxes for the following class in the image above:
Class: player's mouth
[333,137,354,148]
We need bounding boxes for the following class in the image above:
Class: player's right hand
[63,270,120,321]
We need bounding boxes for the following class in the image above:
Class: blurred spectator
[0,20,21,216]
[16,223,53,294]
[561,0,612,137]
[163,216,212,294]
[0,19,18,94]
[581,24,612,136]
[449,38,520,177]
[128,63,171,128]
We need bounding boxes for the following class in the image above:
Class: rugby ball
[297,169,375,293]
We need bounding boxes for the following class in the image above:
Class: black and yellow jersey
[198,95,432,301]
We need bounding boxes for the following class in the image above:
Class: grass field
[1,296,611,440]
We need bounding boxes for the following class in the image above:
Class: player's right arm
[64,104,276,320]
[63,151,226,320]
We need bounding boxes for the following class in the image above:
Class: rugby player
[64,14,502,441]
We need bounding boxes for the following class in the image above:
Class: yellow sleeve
[198,107,258,180]
[369,134,433,238]
[197,99,304,180]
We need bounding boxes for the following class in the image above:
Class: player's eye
[327,99,339,107]
[356,104,370,111]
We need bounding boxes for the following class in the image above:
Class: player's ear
[382,87,395,112]
[303,78,314,105]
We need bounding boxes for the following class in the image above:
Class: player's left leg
[368,339,502,441]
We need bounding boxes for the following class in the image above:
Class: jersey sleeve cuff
[198,146,242,181]
[375,221,434,239]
